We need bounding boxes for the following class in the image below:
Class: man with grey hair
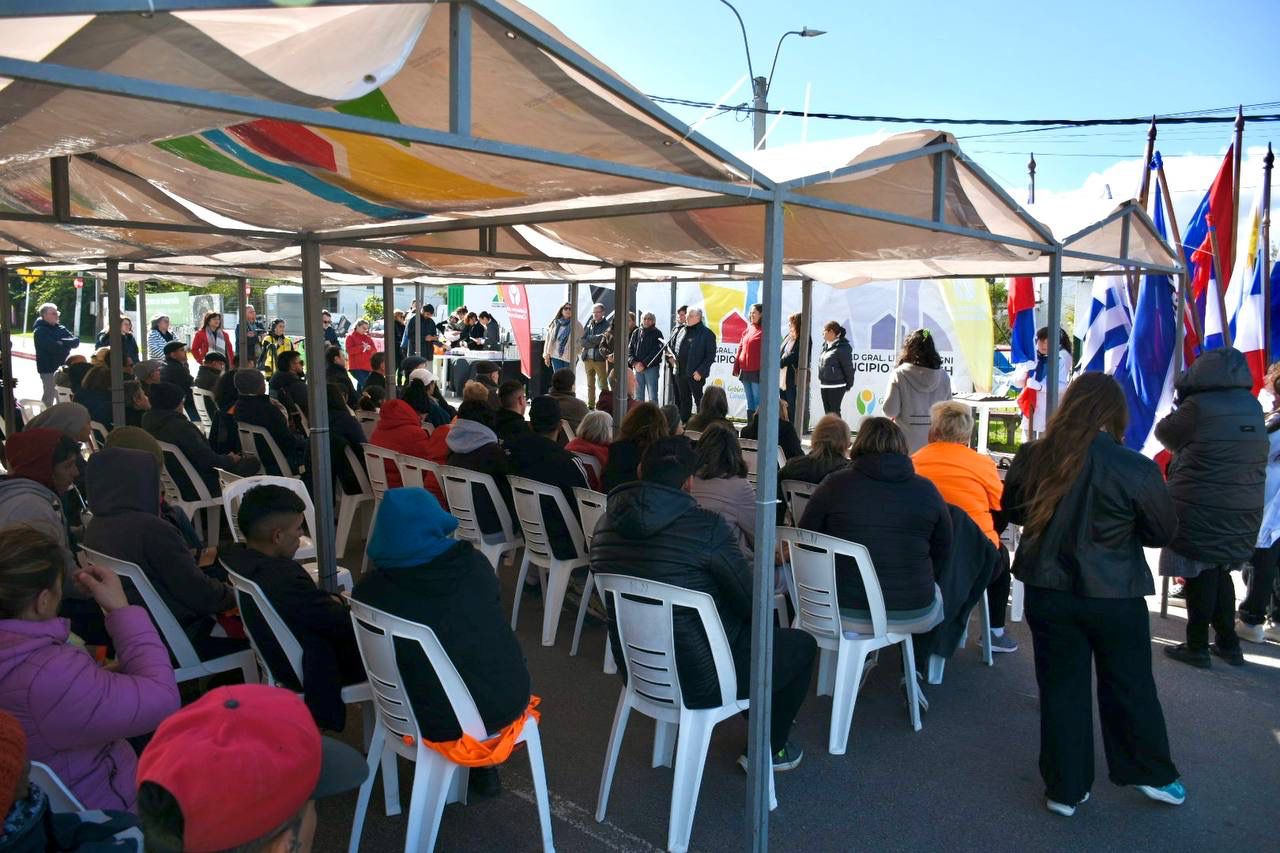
[912,399,1016,651]
[33,302,81,405]
[672,306,717,423]
[581,302,611,408]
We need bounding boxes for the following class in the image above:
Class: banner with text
[497,283,532,377]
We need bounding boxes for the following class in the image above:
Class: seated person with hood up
[234,369,309,477]
[142,381,261,496]
[0,427,81,574]
[220,485,365,732]
[82,447,244,661]
[354,488,532,798]
[446,400,518,547]
[505,397,588,560]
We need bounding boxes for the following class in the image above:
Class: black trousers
[820,387,846,415]
[1183,567,1240,650]
[987,548,1011,630]
[673,373,706,423]
[733,627,817,753]
[1241,543,1280,625]
[1025,587,1178,805]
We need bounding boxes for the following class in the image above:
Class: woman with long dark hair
[685,384,730,433]
[1020,325,1073,437]
[883,328,952,452]
[817,320,854,415]
[190,311,233,365]
[257,318,295,378]
[779,313,802,424]
[734,303,765,418]
[542,302,583,373]
[1002,372,1184,817]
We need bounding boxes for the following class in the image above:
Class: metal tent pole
[237,277,249,368]
[612,266,630,430]
[106,260,126,428]
[0,263,15,439]
[413,283,424,357]
[136,278,147,357]
[893,279,906,353]
[382,277,398,400]
[301,241,338,593]
[1045,249,1064,419]
[746,195,784,852]
[1263,144,1274,365]
[795,277,813,435]
[568,280,580,371]
[667,276,678,405]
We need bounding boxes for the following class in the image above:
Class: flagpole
[1233,106,1245,270]
[1131,118,1158,306]
[1207,217,1234,349]
[1156,159,1203,345]
[1263,143,1274,365]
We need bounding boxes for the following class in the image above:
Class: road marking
[504,777,664,853]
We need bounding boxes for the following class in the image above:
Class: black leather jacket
[1155,348,1267,563]
[1003,431,1177,598]
[590,481,751,708]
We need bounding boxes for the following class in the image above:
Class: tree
[988,278,1010,345]
[362,294,384,324]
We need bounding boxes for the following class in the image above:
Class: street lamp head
[800,27,827,37]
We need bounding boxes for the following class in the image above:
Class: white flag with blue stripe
[1078,276,1133,374]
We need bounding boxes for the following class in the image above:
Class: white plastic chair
[781,479,818,522]
[345,597,554,853]
[573,487,615,674]
[155,440,222,546]
[437,465,523,572]
[395,452,442,499]
[572,452,603,489]
[776,527,927,754]
[215,467,243,495]
[29,761,84,812]
[559,418,576,441]
[238,423,297,477]
[86,420,108,453]
[223,566,380,754]
[507,476,591,648]
[78,547,258,687]
[362,444,398,508]
[220,475,317,561]
[592,574,774,853]
[336,444,374,556]
[54,387,74,404]
[683,430,701,442]
[18,398,46,420]
[355,410,380,440]
[192,387,217,435]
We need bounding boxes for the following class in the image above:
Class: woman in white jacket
[542,303,583,372]
[1020,326,1073,437]
[1240,362,1280,643]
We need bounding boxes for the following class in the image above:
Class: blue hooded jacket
[366,487,458,569]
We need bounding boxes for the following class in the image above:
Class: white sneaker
[1265,621,1280,643]
[1046,791,1089,817]
[1236,620,1266,644]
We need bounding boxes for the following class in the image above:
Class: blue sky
[522,0,1279,194]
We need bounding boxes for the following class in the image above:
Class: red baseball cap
[137,685,366,852]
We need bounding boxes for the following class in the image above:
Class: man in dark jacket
[159,340,197,420]
[477,311,501,349]
[241,304,265,367]
[472,360,502,409]
[142,381,259,496]
[506,397,587,560]
[321,310,340,348]
[445,401,518,544]
[493,379,530,442]
[401,304,439,356]
[590,437,815,770]
[234,370,309,477]
[549,368,589,433]
[1155,347,1268,667]
[220,484,365,732]
[673,307,717,423]
[33,303,81,406]
[581,304,611,408]
[269,350,309,417]
[194,352,227,392]
[82,447,243,660]
[353,487,530,797]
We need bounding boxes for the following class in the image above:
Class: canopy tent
[0,2,1185,848]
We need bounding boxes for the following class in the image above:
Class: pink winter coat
[0,606,180,811]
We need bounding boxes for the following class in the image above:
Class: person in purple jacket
[0,526,179,813]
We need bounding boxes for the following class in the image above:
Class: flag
[1078,276,1132,374]
[1007,276,1037,373]
[497,283,532,377]
[1224,186,1266,392]
[938,279,994,392]
[1117,177,1177,455]
[1182,146,1236,352]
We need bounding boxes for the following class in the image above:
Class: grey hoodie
[445,418,499,455]
[882,364,952,453]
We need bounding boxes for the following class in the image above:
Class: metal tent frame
[0,3,1184,849]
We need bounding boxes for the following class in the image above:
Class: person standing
[241,303,265,367]
[321,310,340,349]
[1239,363,1280,643]
[581,303,611,408]
[402,304,438,356]
[779,313,802,428]
[345,319,376,391]
[816,320,854,416]
[147,315,175,359]
[883,329,953,453]
[734,303,765,419]
[1002,373,1184,816]
[95,316,139,366]
[673,307,716,423]
[257,318,296,378]
[1155,347,1267,668]
[628,312,666,403]
[478,311,501,349]
[542,303,582,373]
[32,303,80,406]
[1019,326,1073,438]
[190,311,234,365]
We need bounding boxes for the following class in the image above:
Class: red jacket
[190,327,234,364]
[346,331,376,372]
[369,400,449,507]
[735,322,763,374]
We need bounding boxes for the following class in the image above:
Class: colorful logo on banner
[855,389,877,415]
[498,284,532,378]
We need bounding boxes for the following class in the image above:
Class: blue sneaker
[1136,780,1186,805]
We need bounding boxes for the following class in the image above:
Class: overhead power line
[646,94,1280,128]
